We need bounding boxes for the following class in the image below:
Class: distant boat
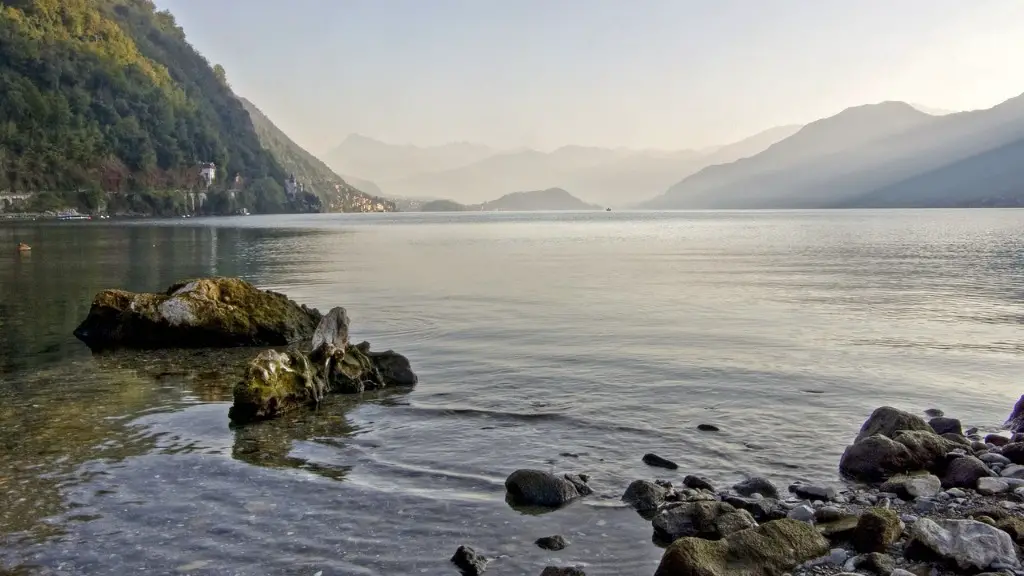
[17,242,31,252]
[56,209,90,221]
[606,207,612,211]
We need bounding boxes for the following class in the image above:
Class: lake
[1,210,1023,575]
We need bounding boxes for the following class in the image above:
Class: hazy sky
[156,0,1024,153]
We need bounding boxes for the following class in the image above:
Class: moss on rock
[74,277,322,350]
[654,518,829,576]
[853,508,902,553]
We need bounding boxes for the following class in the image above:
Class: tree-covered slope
[239,98,395,212]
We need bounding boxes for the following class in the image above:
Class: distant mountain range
[416,188,601,212]
[642,94,1024,209]
[324,127,800,207]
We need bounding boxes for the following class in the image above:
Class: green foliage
[0,0,302,216]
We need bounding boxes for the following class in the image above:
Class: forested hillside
[0,0,379,215]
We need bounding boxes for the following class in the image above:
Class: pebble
[914,499,939,513]
[878,497,891,509]
[891,570,917,576]
[900,514,919,524]
[816,506,845,523]
[833,495,849,504]
[827,548,849,566]
[642,453,679,470]
[945,488,967,498]
[1014,487,1024,498]
[787,504,815,523]
[1000,464,1024,479]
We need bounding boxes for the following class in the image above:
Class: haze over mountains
[323,126,801,208]
[643,92,1024,209]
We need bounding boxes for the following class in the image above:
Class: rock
[815,506,845,523]
[73,277,322,350]
[913,499,939,514]
[999,442,1024,464]
[540,569,585,576]
[643,453,679,470]
[900,514,919,524]
[906,518,1019,571]
[654,519,830,576]
[535,535,569,551]
[999,463,1024,478]
[891,431,959,471]
[941,433,970,446]
[995,518,1024,544]
[879,474,941,500]
[890,570,916,576]
[622,480,668,512]
[853,508,902,553]
[698,424,720,432]
[787,504,815,523]
[854,552,896,576]
[839,436,915,482]
[683,475,715,492]
[970,440,989,452]
[826,548,850,566]
[986,434,1011,447]
[924,408,944,418]
[980,453,1011,466]
[309,306,349,358]
[816,514,860,540]
[789,483,837,501]
[733,477,779,499]
[653,501,755,541]
[504,470,591,508]
[941,456,992,488]
[977,477,1010,495]
[855,407,932,442]
[929,417,963,436]
[1004,395,1024,433]
[229,340,416,423]
[945,487,967,498]
[969,506,1012,521]
[451,545,488,575]
[722,495,786,523]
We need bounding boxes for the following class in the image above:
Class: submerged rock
[535,535,569,551]
[906,518,1019,571]
[451,545,488,575]
[654,519,829,576]
[643,453,679,470]
[540,568,585,576]
[505,469,591,508]
[74,277,322,350]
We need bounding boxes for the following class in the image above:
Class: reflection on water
[2,211,1024,574]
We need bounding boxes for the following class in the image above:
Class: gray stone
[540,568,585,576]
[930,417,963,436]
[721,495,785,523]
[907,518,1020,571]
[642,453,678,470]
[982,452,1012,466]
[788,504,816,523]
[1003,478,1024,489]
[622,479,667,512]
[827,548,850,565]
[733,477,779,499]
[535,535,569,551]
[977,477,1011,495]
[451,546,488,576]
[683,475,715,492]
[880,473,941,500]
[856,406,932,442]
[945,487,967,498]
[505,470,590,508]
[652,501,755,541]
[1001,442,1024,465]
[901,514,919,524]
[790,483,837,501]
[942,456,993,488]
[854,552,896,575]
[890,570,916,576]
[914,499,940,513]
[816,506,845,523]
[1000,464,1024,478]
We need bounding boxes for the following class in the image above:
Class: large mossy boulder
[74,277,322,350]
[654,519,829,576]
[855,406,931,442]
[839,408,961,482]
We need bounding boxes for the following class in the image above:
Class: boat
[56,209,91,221]
[17,243,31,252]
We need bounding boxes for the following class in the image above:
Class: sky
[156,0,1024,154]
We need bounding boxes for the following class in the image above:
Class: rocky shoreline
[70,279,1024,576]
[456,405,1024,576]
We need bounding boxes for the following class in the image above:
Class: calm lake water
[1,210,1024,575]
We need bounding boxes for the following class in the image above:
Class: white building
[200,163,216,187]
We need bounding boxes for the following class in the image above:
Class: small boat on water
[56,209,91,221]
[17,243,31,252]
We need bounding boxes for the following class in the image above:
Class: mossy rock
[654,518,829,576]
[229,349,321,423]
[816,513,860,541]
[995,517,1024,544]
[74,277,322,350]
[853,508,902,553]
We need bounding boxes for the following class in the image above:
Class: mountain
[417,188,599,212]
[240,98,394,212]
[0,0,318,216]
[324,134,494,182]
[645,95,1024,209]
[911,103,957,116]
[478,188,601,211]
[349,128,799,207]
